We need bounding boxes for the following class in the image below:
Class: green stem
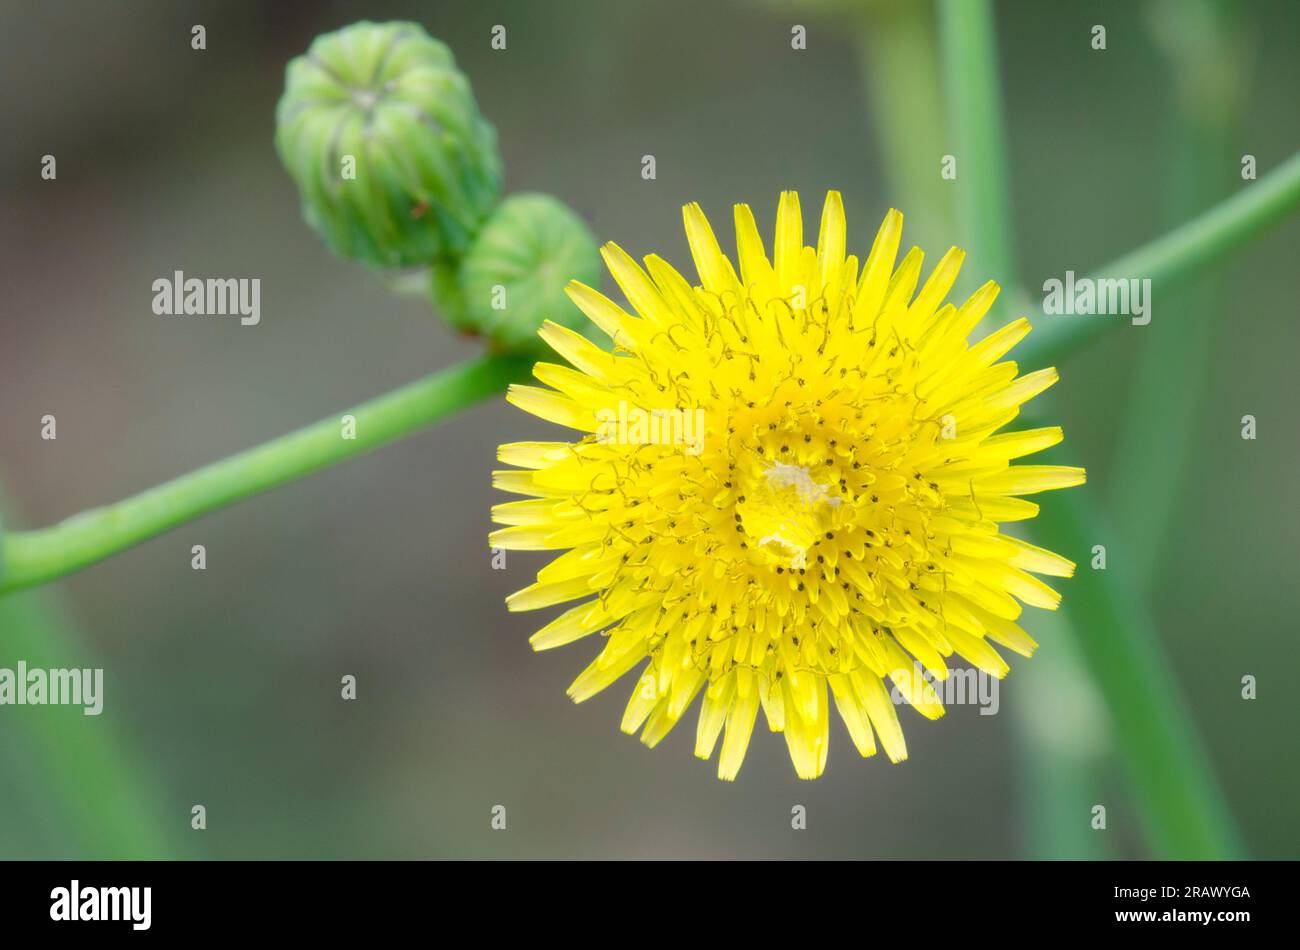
[1027,489,1245,859]
[0,489,180,858]
[1019,148,1300,368]
[1012,613,1110,860]
[1111,0,1249,585]
[937,0,1244,858]
[0,353,532,593]
[852,0,952,250]
[937,0,1107,859]
[937,0,1018,291]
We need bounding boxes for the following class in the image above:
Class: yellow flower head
[492,192,1085,780]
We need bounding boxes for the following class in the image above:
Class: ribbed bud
[450,194,602,350]
[275,21,503,268]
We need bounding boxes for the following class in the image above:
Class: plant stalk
[1026,489,1245,858]
[936,0,1243,858]
[0,353,532,593]
[937,0,1019,291]
[1019,149,1300,368]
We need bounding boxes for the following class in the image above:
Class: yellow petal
[854,208,903,329]
[974,465,1087,496]
[816,190,846,293]
[718,669,761,781]
[682,202,738,295]
[774,190,803,293]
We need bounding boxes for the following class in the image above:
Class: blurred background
[0,0,1297,859]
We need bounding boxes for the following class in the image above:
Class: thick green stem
[1019,148,1300,368]
[0,353,532,593]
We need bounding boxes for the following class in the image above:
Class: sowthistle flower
[493,192,1085,780]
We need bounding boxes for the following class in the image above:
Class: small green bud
[450,194,602,351]
[275,21,503,268]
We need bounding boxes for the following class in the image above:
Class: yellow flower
[492,192,1085,780]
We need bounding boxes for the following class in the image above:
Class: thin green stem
[0,353,533,593]
[852,0,952,250]
[1019,148,1300,368]
[937,0,1243,858]
[0,489,180,858]
[937,0,1107,859]
[1012,612,1110,860]
[1026,489,1244,859]
[937,0,1018,290]
[1111,0,1250,585]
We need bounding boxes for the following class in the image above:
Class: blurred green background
[0,0,1297,859]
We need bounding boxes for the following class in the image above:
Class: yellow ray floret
[493,191,1086,780]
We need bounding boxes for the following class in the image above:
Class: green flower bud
[449,194,602,351]
[275,21,502,268]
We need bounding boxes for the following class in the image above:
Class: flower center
[737,463,841,570]
[351,88,380,111]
